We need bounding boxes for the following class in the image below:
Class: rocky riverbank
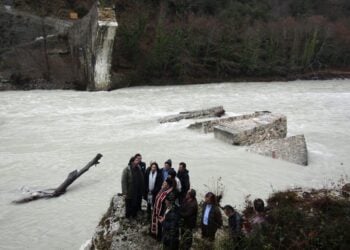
[86,183,350,250]
[87,195,161,250]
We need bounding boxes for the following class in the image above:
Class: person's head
[129,156,139,167]
[204,192,216,205]
[186,188,196,200]
[165,193,176,208]
[164,159,172,169]
[168,169,176,179]
[223,205,235,217]
[150,162,159,173]
[135,153,142,163]
[253,198,265,213]
[162,178,173,190]
[178,162,186,172]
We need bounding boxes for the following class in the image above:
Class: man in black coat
[223,205,242,240]
[160,193,180,250]
[177,162,190,204]
[201,192,223,241]
[179,189,198,250]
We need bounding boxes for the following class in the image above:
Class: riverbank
[1,69,350,91]
[87,184,350,250]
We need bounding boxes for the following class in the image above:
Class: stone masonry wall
[188,111,271,133]
[247,134,308,166]
[213,113,287,146]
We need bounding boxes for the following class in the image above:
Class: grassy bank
[212,187,350,250]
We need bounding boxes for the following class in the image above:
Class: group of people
[121,153,267,249]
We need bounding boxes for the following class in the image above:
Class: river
[1,80,350,249]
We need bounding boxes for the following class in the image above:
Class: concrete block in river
[159,106,225,123]
[247,135,308,166]
[213,113,287,145]
[188,111,271,133]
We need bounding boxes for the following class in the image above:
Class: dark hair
[134,153,141,158]
[165,192,176,203]
[168,169,176,177]
[205,192,217,205]
[167,176,177,190]
[128,156,136,165]
[165,178,173,188]
[188,189,196,199]
[254,198,265,213]
[150,162,159,170]
[223,205,234,213]
[179,162,186,169]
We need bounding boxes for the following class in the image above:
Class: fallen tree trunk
[13,153,103,204]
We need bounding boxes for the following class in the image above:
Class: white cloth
[149,171,157,192]
[175,177,182,192]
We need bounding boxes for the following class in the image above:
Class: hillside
[1,0,350,90]
[110,0,350,87]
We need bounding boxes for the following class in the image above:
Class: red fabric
[151,188,173,235]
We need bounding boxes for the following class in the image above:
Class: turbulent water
[1,80,350,250]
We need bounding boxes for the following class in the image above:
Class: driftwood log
[13,153,103,204]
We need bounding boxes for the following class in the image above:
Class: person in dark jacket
[243,198,267,237]
[201,192,223,241]
[144,162,163,216]
[160,192,180,250]
[179,189,198,250]
[121,156,145,218]
[177,162,190,204]
[223,205,242,240]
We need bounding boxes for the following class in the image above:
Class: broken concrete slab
[213,113,287,145]
[247,134,308,166]
[159,106,225,123]
[188,111,271,133]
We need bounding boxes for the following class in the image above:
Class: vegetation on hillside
[213,188,350,249]
[112,0,350,86]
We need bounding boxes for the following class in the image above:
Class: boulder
[213,113,287,146]
[247,134,308,166]
[159,106,225,123]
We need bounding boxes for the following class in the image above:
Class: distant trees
[113,0,350,85]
